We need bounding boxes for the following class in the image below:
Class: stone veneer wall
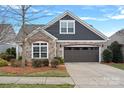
[25,31,56,62]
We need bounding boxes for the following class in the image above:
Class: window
[61,21,67,33]
[32,42,48,59]
[68,22,74,33]
[60,20,75,34]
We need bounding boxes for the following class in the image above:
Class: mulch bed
[0,64,66,75]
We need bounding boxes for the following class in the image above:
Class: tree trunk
[21,5,26,68]
[21,41,26,67]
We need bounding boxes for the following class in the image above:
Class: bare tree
[0,5,53,67]
[0,7,14,44]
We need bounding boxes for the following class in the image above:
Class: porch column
[16,44,19,60]
[99,46,102,63]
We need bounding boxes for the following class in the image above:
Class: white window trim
[32,41,48,59]
[60,20,75,34]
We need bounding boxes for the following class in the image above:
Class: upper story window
[60,20,75,34]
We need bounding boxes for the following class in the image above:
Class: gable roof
[108,29,124,45]
[17,11,108,42]
[43,11,108,40]
[16,24,45,41]
[25,27,57,41]
[111,29,124,36]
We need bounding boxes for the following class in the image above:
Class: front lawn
[107,63,124,70]
[0,65,70,77]
[27,70,69,77]
[0,84,74,88]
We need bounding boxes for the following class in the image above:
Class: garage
[64,47,99,62]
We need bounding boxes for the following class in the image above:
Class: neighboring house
[0,24,16,53]
[16,11,107,63]
[104,29,124,60]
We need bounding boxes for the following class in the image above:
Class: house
[0,24,16,53]
[16,11,108,63]
[104,29,124,61]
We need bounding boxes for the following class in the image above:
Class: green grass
[0,71,15,76]
[0,84,74,88]
[0,70,70,77]
[27,70,70,77]
[108,63,124,70]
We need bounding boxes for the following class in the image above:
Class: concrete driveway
[65,62,124,88]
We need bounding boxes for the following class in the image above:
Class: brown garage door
[64,47,99,62]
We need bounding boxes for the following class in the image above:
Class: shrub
[43,59,49,66]
[0,47,16,61]
[102,49,113,63]
[6,47,16,58]
[18,56,22,61]
[0,53,14,61]
[32,59,42,67]
[51,58,59,68]
[54,57,64,64]
[108,41,123,63]
[0,58,8,67]
[6,55,15,61]
[32,59,49,67]
[11,61,21,67]
[0,53,7,60]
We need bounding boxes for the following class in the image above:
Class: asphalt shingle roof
[16,24,45,41]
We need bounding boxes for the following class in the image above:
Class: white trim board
[57,40,107,42]
[64,45,99,47]
[43,11,108,40]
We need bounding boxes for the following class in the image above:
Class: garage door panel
[64,47,99,62]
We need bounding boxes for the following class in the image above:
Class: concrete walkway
[0,77,74,85]
[65,62,124,88]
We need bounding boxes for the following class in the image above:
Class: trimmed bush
[32,59,49,67]
[0,53,7,60]
[32,59,43,67]
[108,41,123,63]
[54,57,64,64]
[6,47,16,58]
[102,49,113,63]
[18,56,22,61]
[11,61,21,67]
[0,53,15,61]
[0,47,16,61]
[6,55,15,61]
[51,58,59,68]
[43,59,49,66]
[0,58,8,67]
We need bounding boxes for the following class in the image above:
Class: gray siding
[45,15,104,40]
